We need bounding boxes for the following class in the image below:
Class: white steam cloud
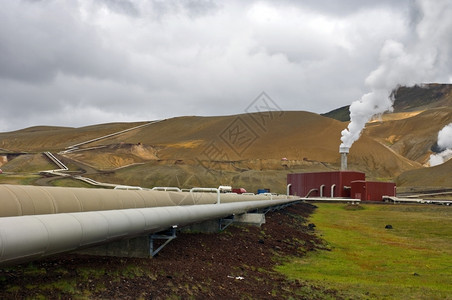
[429,123,452,166]
[340,0,452,149]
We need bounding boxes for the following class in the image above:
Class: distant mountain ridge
[321,105,350,122]
[392,83,452,112]
[322,83,452,121]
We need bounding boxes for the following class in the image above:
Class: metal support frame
[149,227,177,257]
[219,215,234,231]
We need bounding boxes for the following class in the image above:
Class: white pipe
[320,184,325,197]
[331,184,336,198]
[115,185,143,190]
[63,121,161,152]
[0,198,299,266]
[286,184,292,196]
[152,187,182,192]
[44,152,68,170]
[190,187,220,204]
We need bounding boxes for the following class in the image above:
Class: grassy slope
[0,174,40,185]
[277,203,452,299]
[0,154,53,172]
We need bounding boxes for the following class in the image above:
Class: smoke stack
[339,146,349,171]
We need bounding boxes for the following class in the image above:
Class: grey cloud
[281,0,412,16]
[0,1,127,84]
[149,0,220,19]
[97,0,140,16]
[184,0,220,17]
[0,0,449,132]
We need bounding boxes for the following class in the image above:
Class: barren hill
[0,110,423,193]
[365,107,452,163]
[396,158,452,190]
[2,83,452,192]
[0,122,149,152]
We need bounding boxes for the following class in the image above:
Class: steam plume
[429,123,452,166]
[340,0,452,149]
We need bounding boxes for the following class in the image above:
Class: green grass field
[0,174,40,185]
[277,203,452,299]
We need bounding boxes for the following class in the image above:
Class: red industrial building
[287,171,395,201]
[350,181,396,202]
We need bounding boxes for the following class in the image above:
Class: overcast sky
[1,0,451,132]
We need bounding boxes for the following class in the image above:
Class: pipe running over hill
[0,185,300,266]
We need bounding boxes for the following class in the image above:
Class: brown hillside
[397,158,452,188]
[364,107,452,163]
[67,111,418,178]
[0,110,430,191]
[77,112,346,161]
[0,122,149,152]
[67,143,159,169]
[347,135,421,180]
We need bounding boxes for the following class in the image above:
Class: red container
[287,171,365,198]
[351,181,396,201]
[231,188,247,194]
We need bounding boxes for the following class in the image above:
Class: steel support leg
[149,227,177,257]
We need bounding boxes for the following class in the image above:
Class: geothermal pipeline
[0,185,300,266]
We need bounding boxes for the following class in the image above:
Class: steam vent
[339,146,349,171]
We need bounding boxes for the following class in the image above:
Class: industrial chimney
[339,146,349,171]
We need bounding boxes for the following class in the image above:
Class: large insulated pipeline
[0,198,299,266]
[0,184,292,217]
